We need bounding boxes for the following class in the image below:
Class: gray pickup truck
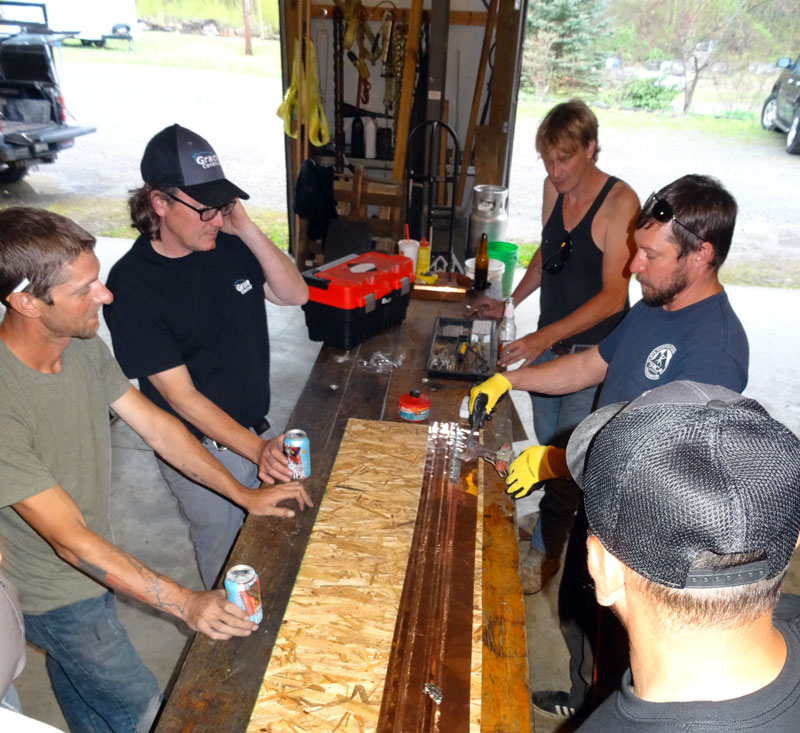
[0,3,95,183]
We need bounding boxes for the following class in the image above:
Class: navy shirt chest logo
[645,344,676,380]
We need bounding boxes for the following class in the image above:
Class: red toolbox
[301,252,416,350]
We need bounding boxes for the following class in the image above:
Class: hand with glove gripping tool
[468,373,512,427]
[504,445,570,500]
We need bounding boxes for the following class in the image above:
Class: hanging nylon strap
[277,39,330,147]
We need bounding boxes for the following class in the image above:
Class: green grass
[720,260,800,289]
[515,96,765,144]
[60,31,282,77]
[0,197,135,239]
[249,208,289,251]
[0,197,289,251]
[136,0,280,33]
[515,242,539,269]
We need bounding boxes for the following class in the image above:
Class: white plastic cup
[398,239,419,271]
[465,257,505,299]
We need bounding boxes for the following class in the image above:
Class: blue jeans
[0,684,22,713]
[24,593,161,733]
[158,426,274,589]
[529,349,599,556]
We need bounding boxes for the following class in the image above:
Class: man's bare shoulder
[594,178,640,254]
[604,178,640,217]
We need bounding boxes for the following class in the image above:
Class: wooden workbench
[155,297,531,732]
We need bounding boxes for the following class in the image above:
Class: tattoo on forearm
[76,558,108,584]
[75,547,187,618]
[180,464,204,483]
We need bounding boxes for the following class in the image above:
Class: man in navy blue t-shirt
[469,174,749,720]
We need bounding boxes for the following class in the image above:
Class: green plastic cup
[487,241,518,298]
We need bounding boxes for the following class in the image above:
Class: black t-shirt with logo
[105,232,269,438]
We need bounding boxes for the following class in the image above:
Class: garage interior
[8,1,800,731]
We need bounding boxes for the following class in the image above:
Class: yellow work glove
[505,445,569,500]
[469,373,512,417]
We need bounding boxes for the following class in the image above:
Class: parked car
[0,2,95,183]
[761,55,800,155]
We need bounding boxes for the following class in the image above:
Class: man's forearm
[57,527,193,623]
[121,386,254,508]
[158,383,263,467]
[236,221,308,305]
[505,348,606,395]
[151,414,252,507]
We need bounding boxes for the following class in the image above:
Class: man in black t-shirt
[105,124,310,588]
[567,381,800,732]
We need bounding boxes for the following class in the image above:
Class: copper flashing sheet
[378,421,479,732]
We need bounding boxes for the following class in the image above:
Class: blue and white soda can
[224,564,263,624]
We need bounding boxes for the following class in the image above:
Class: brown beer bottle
[473,233,490,290]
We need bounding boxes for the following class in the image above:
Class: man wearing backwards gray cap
[105,124,310,589]
[569,381,800,730]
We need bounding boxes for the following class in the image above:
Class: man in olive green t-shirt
[0,207,311,731]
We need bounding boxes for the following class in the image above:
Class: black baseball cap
[140,124,249,207]
[566,381,800,589]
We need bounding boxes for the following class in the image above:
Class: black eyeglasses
[162,191,236,222]
[542,233,572,274]
[644,193,704,242]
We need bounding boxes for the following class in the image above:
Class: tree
[524,0,610,93]
[609,0,776,111]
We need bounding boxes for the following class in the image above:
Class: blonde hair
[535,99,600,161]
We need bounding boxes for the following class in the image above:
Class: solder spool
[398,389,431,422]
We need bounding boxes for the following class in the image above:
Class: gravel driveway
[508,113,800,270]
[2,63,289,209]
[3,61,797,276]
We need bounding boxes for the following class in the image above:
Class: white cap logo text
[193,152,220,170]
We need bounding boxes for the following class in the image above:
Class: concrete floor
[11,241,800,731]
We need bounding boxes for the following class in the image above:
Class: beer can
[284,429,311,479]
[224,564,263,624]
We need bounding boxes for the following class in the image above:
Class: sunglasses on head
[644,193,704,242]
[542,233,572,274]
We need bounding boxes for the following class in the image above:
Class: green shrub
[618,78,679,111]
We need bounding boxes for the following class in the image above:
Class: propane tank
[468,184,509,258]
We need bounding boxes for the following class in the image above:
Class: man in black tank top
[476,101,639,595]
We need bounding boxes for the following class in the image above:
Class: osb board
[248,418,484,731]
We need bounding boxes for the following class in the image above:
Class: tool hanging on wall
[389,21,408,147]
[356,6,390,66]
[380,14,395,109]
[333,6,346,171]
[348,7,391,107]
[315,17,329,110]
[346,49,370,105]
